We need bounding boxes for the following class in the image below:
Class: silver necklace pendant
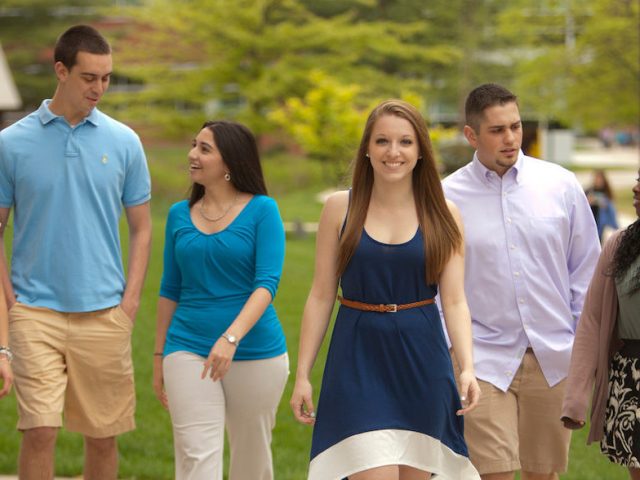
[199,192,238,222]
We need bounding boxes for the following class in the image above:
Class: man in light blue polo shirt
[0,25,151,479]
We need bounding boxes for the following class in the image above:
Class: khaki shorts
[9,302,136,438]
[453,350,570,475]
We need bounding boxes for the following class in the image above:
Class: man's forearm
[122,227,151,307]
[0,211,15,309]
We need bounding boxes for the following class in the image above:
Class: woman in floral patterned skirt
[562,169,640,479]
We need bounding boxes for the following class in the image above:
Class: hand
[562,416,585,430]
[201,337,236,382]
[0,358,13,398]
[290,377,316,425]
[153,356,168,409]
[456,370,480,416]
[119,297,139,324]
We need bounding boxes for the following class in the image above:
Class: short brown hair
[54,25,111,70]
[465,83,517,131]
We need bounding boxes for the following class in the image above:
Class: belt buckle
[385,304,398,313]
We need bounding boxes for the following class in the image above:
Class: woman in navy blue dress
[290,100,481,479]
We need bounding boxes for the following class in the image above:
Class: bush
[436,138,474,175]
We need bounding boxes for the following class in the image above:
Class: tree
[0,1,113,109]
[106,0,464,138]
[269,70,367,183]
[568,0,639,130]
[498,0,639,131]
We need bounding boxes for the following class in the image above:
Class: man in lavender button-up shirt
[442,84,600,480]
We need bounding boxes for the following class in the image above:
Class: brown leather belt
[337,295,435,313]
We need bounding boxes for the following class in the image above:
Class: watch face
[223,333,237,344]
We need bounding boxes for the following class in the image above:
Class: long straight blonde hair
[336,100,462,285]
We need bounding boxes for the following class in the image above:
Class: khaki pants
[163,350,289,480]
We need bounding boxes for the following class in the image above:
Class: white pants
[163,351,289,480]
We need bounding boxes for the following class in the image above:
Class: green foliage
[499,0,639,131]
[568,0,639,130]
[106,0,460,139]
[429,126,471,175]
[268,70,366,182]
[0,1,116,109]
[268,70,436,183]
[1,0,637,135]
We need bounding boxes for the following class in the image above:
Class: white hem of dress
[308,429,480,480]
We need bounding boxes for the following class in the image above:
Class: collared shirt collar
[471,150,525,185]
[37,99,100,127]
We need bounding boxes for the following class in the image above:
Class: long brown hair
[188,120,267,207]
[336,100,462,285]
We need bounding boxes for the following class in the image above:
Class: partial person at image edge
[562,169,640,480]
[0,24,151,478]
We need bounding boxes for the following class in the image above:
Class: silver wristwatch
[0,346,13,363]
[221,332,239,347]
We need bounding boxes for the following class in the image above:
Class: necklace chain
[199,192,239,222]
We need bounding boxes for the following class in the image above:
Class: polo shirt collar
[37,99,100,127]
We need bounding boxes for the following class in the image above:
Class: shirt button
[514,271,520,277]
[510,244,516,250]
[506,371,512,376]
[507,217,512,223]
[519,298,525,304]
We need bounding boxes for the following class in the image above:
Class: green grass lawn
[0,144,632,478]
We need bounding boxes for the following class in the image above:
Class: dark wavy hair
[611,219,640,295]
[188,121,267,207]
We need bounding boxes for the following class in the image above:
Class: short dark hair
[54,25,111,70]
[465,83,518,131]
[189,121,268,207]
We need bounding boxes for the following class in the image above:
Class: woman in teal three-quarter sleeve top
[153,120,288,480]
